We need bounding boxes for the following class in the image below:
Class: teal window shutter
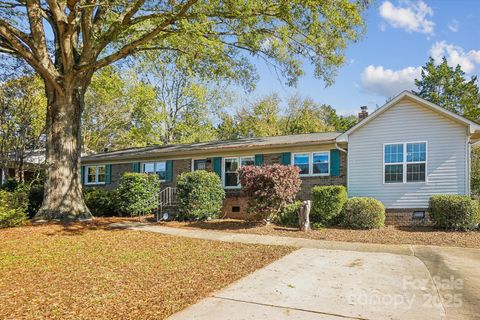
[165,160,173,182]
[281,152,291,165]
[81,166,85,185]
[105,164,112,184]
[212,157,222,177]
[330,149,341,176]
[254,154,264,166]
[132,162,140,173]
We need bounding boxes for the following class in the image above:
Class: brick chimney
[358,106,368,121]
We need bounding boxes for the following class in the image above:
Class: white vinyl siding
[348,98,468,209]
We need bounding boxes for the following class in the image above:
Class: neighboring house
[0,149,45,184]
[81,91,480,224]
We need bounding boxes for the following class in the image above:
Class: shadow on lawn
[31,216,154,236]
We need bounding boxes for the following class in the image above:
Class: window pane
[407,143,426,162]
[87,166,97,183]
[385,164,403,183]
[240,157,254,167]
[97,166,106,183]
[384,144,403,163]
[312,153,328,174]
[225,158,238,172]
[225,172,238,187]
[313,163,329,174]
[294,154,309,174]
[155,162,166,180]
[143,163,155,173]
[194,159,206,171]
[407,163,426,182]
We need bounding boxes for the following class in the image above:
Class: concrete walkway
[110,222,414,256]
[111,223,480,319]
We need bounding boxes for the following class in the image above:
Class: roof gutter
[335,142,347,153]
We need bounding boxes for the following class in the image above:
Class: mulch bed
[0,217,293,320]
[161,219,480,249]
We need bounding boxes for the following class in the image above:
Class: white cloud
[360,65,422,97]
[430,41,480,73]
[379,1,435,35]
[448,19,459,32]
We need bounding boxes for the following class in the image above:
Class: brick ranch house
[81,91,480,225]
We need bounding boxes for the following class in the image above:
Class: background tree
[0,75,46,182]
[414,57,480,123]
[0,0,369,220]
[217,94,357,139]
[281,95,335,134]
[83,66,159,153]
[136,52,228,144]
[472,145,480,199]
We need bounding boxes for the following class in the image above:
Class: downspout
[335,141,349,197]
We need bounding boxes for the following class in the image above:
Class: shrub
[429,195,480,230]
[27,183,44,218]
[115,173,161,216]
[311,185,347,225]
[0,190,28,228]
[177,170,225,220]
[1,179,19,192]
[83,188,117,216]
[238,164,301,221]
[341,197,385,229]
[274,200,302,227]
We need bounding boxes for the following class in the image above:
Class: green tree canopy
[414,57,480,123]
[217,94,357,139]
[0,75,46,181]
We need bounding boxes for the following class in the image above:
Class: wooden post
[298,200,311,232]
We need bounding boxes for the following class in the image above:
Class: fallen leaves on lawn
[0,219,293,320]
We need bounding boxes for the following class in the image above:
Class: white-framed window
[85,165,106,185]
[384,142,427,184]
[141,161,166,181]
[223,156,254,188]
[192,159,207,171]
[292,152,329,176]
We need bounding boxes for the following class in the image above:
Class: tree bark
[34,81,92,221]
[298,200,311,232]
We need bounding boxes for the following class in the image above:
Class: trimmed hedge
[115,173,161,216]
[83,188,117,217]
[429,195,480,230]
[0,190,28,228]
[238,164,301,221]
[341,197,385,229]
[311,185,347,225]
[274,201,302,227]
[177,170,225,220]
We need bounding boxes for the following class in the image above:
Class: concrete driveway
[169,247,479,320]
[412,246,480,320]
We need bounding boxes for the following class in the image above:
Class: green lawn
[0,219,292,320]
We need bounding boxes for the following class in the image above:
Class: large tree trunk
[34,82,92,221]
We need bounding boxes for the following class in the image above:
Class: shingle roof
[81,131,342,162]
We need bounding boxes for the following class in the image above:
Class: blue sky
[246,0,480,116]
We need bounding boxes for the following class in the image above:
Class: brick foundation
[385,209,432,226]
[221,196,250,219]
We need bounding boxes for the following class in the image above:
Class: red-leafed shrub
[238,164,302,221]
